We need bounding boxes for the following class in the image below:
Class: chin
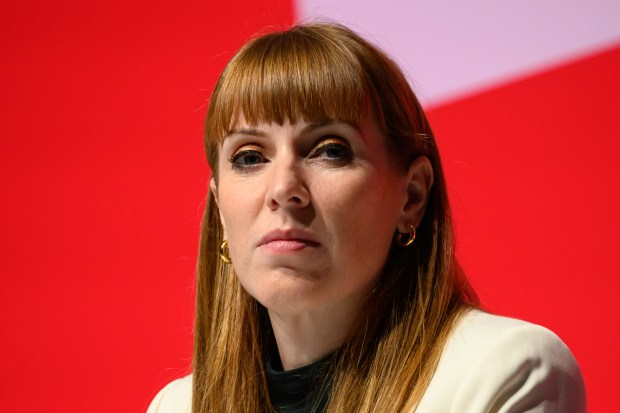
[248,279,327,315]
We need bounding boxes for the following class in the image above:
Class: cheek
[323,171,400,225]
[218,182,262,226]
[318,176,398,259]
[217,197,255,266]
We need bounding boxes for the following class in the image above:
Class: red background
[1,1,618,411]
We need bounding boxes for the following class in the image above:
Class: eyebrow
[306,119,365,144]
[226,119,360,140]
[303,119,346,133]
[226,128,268,138]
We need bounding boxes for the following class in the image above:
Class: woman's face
[212,114,417,316]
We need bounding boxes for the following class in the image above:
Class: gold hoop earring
[219,239,232,263]
[396,224,416,247]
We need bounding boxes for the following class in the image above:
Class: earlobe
[209,177,219,205]
[210,177,228,237]
[398,156,434,232]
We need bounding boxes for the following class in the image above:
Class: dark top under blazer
[147,309,586,413]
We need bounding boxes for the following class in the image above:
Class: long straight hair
[193,23,478,412]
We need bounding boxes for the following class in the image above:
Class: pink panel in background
[296,0,620,105]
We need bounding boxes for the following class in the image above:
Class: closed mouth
[258,229,321,250]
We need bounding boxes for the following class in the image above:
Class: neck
[268,297,363,370]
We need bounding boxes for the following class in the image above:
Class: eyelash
[309,139,353,164]
[229,149,264,170]
[228,138,353,171]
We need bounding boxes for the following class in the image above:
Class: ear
[210,177,228,238]
[397,156,434,233]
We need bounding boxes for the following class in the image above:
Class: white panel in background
[295,0,620,106]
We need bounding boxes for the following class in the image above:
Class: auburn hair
[193,23,478,412]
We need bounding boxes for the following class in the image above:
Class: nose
[265,156,310,211]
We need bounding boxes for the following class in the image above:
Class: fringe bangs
[206,26,370,147]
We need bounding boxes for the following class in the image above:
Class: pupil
[245,154,260,165]
[326,147,343,158]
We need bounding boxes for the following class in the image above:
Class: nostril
[264,167,311,209]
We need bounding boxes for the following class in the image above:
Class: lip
[258,229,321,253]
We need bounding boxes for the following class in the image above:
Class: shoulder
[147,375,192,413]
[415,309,586,413]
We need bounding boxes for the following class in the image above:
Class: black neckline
[265,345,333,413]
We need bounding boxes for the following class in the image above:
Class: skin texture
[211,114,433,369]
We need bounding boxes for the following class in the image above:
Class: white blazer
[147,309,586,413]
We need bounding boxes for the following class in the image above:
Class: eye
[310,138,353,165]
[229,146,266,171]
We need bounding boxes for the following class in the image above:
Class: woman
[148,23,586,412]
